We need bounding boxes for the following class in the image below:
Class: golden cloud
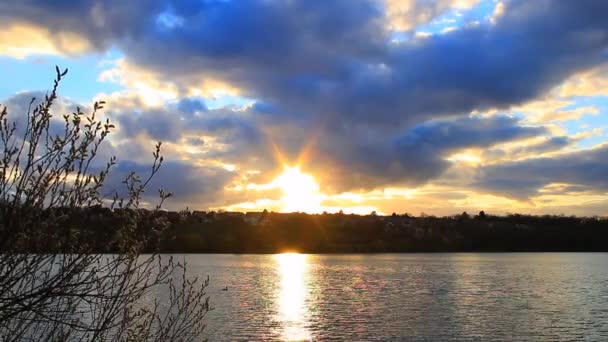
[0,22,91,58]
[558,64,608,97]
[386,0,480,32]
[98,58,242,107]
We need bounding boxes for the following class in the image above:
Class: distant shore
[26,207,608,253]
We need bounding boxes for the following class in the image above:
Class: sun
[273,166,322,213]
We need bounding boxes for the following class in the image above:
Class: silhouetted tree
[0,68,210,341]
[156,210,608,253]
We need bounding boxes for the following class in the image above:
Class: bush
[0,67,210,341]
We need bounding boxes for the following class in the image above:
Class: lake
[182,253,608,341]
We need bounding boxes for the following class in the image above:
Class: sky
[1,0,608,216]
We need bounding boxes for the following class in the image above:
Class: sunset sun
[273,166,322,213]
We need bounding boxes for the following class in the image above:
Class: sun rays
[273,166,323,213]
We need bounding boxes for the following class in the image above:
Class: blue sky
[1,0,608,215]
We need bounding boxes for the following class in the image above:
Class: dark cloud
[113,0,608,127]
[111,103,264,147]
[251,102,279,116]
[484,135,576,160]
[395,116,545,151]
[106,103,275,175]
[1,91,84,138]
[512,136,574,155]
[1,91,235,209]
[0,0,166,49]
[3,92,546,196]
[177,97,207,117]
[310,115,545,192]
[4,0,608,123]
[104,159,236,209]
[186,137,204,147]
[474,145,608,199]
[117,109,183,141]
[3,0,608,195]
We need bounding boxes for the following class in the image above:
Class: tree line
[28,208,608,253]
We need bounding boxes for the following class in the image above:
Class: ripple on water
[168,253,608,341]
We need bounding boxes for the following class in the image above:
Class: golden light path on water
[275,253,311,341]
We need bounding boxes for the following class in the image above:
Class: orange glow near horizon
[222,143,384,214]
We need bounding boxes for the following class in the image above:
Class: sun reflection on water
[275,253,311,341]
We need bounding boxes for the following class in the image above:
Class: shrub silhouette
[0,67,210,341]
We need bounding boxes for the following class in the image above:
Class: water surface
[181,253,608,341]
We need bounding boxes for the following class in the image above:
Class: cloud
[0,85,547,200]
[97,59,180,106]
[0,22,91,58]
[474,144,608,199]
[483,135,576,161]
[558,63,608,97]
[537,106,599,123]
[489,1,505,24]
[0,90,236,209]
[3,0,608,212]
[8,1,608,127]
[116,109,183,141]
[506,94,600,124]
[115,0,608,130]
[0,0,166,53]
[99,94,274,173]
[385,0,481,31]
[96,89,547,195]
[308,115,545,192]
[0,91,87,139]
[6,1,608,124]
[177,97,207,116]
[104,159,236,209]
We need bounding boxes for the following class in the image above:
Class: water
[180,253,608,341]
